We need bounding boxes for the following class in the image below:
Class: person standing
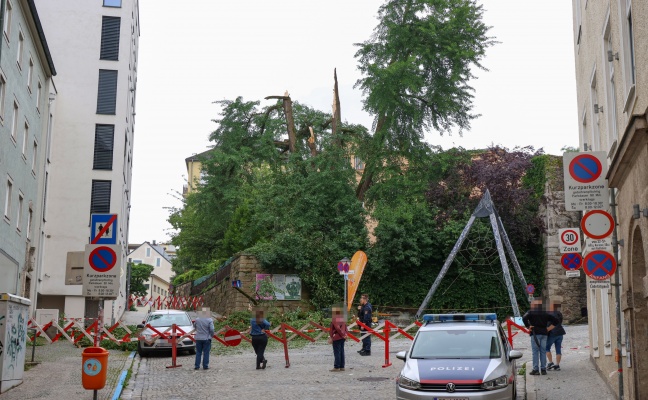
[250,309,271,370]
[546,300,566,371]
[194,308,215,370]
[357,294,372,356]
[522,299,559,375]
[329,306,348,372]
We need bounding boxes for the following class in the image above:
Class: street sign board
[525,284,535,294]
[563,152,609,211]
[583,250,617,281]
[584,237,613,254]
[224,329,242,346]
[558,228,582,253]
[588,279,611,289]
[581,210,614,239]
[566,270,581,278]
[83,244,121,299]
[90,214,118,244]
[561,253,582,271]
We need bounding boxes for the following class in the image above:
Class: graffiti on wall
[5,312,26,370]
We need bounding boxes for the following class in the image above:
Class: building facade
[572,0,647,398]
[127,241,173,311]
[0,0,55,298]
[32,0,139,323]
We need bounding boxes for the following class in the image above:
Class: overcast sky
[129,0,577,244]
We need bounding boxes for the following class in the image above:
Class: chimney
[152,240,156,245]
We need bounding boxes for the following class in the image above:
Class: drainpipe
[610,188,624,400]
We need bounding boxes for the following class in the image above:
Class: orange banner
[347,250,368,312]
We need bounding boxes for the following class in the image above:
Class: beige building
[184,149,211,195]
[127,241,173,311]
[572,0,647,398]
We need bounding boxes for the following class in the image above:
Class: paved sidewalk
[512,324,616,400]
[0,342,133,400]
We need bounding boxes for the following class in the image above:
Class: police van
[395,313,522,400]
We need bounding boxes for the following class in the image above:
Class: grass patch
[518,362,526,375]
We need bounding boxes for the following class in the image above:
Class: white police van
[395,313,522,400]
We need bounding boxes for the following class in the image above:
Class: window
[36,81,42,112]
[22,121,29,157]
[580,107,588,150]
[31,141,37,173]
[27,206,33,239]
[574,0,582,46]
[42,172,48,221]
[96,70,118,114]
[604,28,618,143]
[93,124,115,170]
[133,259,142,264]
[0,74,5,120]
[3,1,11,39]
[619,0,636,109]
[100,16,121,60]
[354,156,364,170]
[156,258,161,267]
[4,178,12,220]
[103,0,122,7]
[27,57,33,91]
[11,101,18,141]
[146,247,151,257]
[16,192,23,231]
[90,180,112,214]
[589,69,600,151]
[17,31,24,69]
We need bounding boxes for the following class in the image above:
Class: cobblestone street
[122,338,412,400]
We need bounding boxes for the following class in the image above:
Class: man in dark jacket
[522,298,559,375]
[546,300,566,371]
[357,294,372,356]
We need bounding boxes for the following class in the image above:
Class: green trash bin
[82,347,109,390]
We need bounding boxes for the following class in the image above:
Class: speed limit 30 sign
[558,228,582,253]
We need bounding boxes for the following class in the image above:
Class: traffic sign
[525,284,535,295]
[224,329,242,346]
[589,279,611,289]
[83,244,121,299]
[581,210,614,239]
[569,154,603,183]
[563,152,609,211]
[561,253,582,271]
[584,237,613,254]
[337,260,350,275]
[566,270,581,278]
[558,228,582,253]
[90,214,118,244]
[583,250,617,281]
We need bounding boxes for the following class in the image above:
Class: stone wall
[174,253,311,315]
[541,163,588,323]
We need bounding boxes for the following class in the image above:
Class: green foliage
[129,263,154,297]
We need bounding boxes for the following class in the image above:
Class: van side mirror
[136,324,145,329]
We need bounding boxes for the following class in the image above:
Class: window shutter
[96,70,118,114]
[93,124,114,170]
[91,180,112,214]
[100,16,121,60]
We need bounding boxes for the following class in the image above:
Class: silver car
[396,313,522,400]
[137,310,196,357]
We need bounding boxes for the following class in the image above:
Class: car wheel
[188,347,196,355]
[512,380,517,399]
[137,342,148,357]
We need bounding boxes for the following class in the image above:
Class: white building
[32,0,139,323]
[127,242,173,311]
[0,0,55,298]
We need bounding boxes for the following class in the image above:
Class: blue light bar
[422,313,497,322]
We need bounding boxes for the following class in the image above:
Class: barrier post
[281,324,290,368]
[383,322,392,368]
[166,324,182,369]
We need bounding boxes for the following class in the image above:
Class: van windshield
[410,330,501,359]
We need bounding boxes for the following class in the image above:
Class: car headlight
[143,334,152,341]
[481,375,508,390]
[397,375,421,390]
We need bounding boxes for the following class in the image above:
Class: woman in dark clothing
[329,306,348,372]
[250,309,271,369]
[546,300,566,371]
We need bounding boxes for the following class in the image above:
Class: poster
[254,274,301,301]
[284,275,302,300]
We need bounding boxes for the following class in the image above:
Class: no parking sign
[563,152,609,211]
[83,244,121,299]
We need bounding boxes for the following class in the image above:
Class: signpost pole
[343,274,348,321]
[609,188,624,400]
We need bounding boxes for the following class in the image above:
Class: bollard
[166,324,182,369]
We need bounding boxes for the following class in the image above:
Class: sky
[129,0,578,244]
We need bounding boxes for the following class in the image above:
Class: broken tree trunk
[265,91,297,153]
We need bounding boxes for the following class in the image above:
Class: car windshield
[146,313,191,328]
[410,329,501,359]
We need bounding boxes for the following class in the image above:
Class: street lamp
[338,257,350,319]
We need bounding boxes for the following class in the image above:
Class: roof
[127,241,173,263]
[26,0,56,76]
[185,149,213,163]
